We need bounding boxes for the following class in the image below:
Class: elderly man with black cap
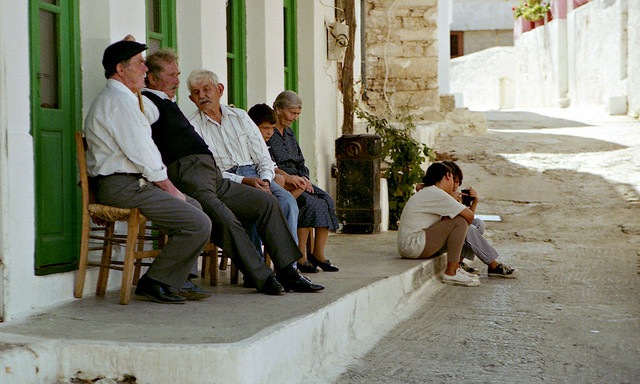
[83,40,213,304]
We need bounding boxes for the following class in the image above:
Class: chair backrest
[74,131,95,209]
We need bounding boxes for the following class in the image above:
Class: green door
[30,0,81,275]
[283,0,299,137]
[226,0,247,109]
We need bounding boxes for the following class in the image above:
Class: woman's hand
[302,176,314,193]
[286,174,307,190]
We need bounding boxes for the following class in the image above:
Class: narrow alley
[337,108,640,383]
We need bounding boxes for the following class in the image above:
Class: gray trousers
[96,174,212,289]
[167,154,300,289]
[461,218,499,265]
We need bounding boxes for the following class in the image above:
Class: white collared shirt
[140,87,174,124]
[84,79,167,182]
[189,105,275,183]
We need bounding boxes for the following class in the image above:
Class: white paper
[475,214,502,222]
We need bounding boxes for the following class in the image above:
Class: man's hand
[153,179,186,201]
[242,177,271,193]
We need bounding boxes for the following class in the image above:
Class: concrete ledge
[0,232,446,383]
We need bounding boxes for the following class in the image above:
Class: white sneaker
[442,270,480,287]
[457,267,480,281]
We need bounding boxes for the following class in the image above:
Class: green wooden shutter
[283,0,299,137]
[29,0,82,275]
[227,0,247,109]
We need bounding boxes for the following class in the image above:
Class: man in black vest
[140,49,323,295]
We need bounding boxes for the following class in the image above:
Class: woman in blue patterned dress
[267,91,339,273]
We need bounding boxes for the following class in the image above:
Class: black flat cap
[102,40,148,72]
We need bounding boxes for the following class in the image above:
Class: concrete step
[0,232,446,384]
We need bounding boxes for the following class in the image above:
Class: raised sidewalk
[0,231,445,384]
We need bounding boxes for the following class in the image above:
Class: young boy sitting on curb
[441,160,519,278]
[397,162,479,286]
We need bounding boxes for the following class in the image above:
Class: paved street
[336,108,640,383]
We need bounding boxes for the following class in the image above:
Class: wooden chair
[200,245,238,286]
[74,131,163,305]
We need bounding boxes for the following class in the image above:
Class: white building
[450,0,516,57]
[0,0,363,323]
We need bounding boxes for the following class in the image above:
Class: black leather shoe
[308,254,339,272]
[135,275,186,304]
[243,278,257,289]
[297,261,318,273]
[178,280,212,301]
[260,275,285,295]
[278,273,324,293]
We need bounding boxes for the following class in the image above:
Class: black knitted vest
[142,91,212,165]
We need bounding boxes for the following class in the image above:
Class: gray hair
[273,90,302,110]
[187,69,220,93]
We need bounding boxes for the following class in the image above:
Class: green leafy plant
[356,105,435,230]
[512,0,550,21]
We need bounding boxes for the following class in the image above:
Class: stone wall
[363,0,440,119]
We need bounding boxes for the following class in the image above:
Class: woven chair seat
[88,203,147,222]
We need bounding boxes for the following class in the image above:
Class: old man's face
[119,53,148,92]
[189,79,224,112]
[151,60,181,99]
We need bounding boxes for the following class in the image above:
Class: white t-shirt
[397,186,467,258]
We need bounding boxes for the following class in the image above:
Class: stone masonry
[363,0,440,119]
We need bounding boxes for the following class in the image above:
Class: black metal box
[335,134,382,234]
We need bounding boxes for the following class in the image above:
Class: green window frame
[226,0,247,109]
[146,0,177,53]
[283,0,299,137]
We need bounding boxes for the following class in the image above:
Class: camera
[460,189,475,206]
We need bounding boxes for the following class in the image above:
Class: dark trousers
[167,154,301,289]
[96,174,212,288]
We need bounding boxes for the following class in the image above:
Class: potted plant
[512,0,551,26]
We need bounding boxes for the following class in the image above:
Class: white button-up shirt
[140,87,174,124]
[84,79,167,182]
[189,105,275,183]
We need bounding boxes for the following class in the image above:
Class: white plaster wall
[176,1,227,117]
[439,0,452,94]
[513,26,552,107]
[81,0,147,124]
[629,0,640,117]
[514,18,570,108]
[0,0,14,321]
[296,1,340,190]
[451,0,517,31]
[567,0,626,109]
[1,0,38,321]
[450,46,516,110]
[246,0,286,109]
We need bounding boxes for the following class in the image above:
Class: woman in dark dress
[268,91,339,273]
